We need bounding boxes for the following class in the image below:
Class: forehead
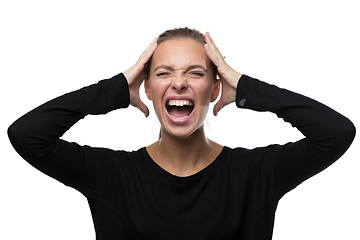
[151,38,209,69]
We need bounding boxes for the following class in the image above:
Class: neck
[153,125,216,176]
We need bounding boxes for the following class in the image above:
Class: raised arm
[7,73,130,187]
[8,38,158,188]
[235,75,356,194]
[204,32,356,195]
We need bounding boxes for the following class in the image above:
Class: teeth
[169,114,190,120]
[167,100,194,107]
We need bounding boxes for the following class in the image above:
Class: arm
[204,32,356,195]
[235,75,356,195]
[7,73,130,187]
[8,38,158,189]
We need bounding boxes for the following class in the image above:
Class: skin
[124,32,242,177]
[145,38,219,139]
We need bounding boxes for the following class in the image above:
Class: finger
[205,32,217,51]
[139,38,157,58]
[204,32,221,54]
[204,33,224,67]
[138,38,158,64]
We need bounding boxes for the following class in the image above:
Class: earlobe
[145,79,152,100]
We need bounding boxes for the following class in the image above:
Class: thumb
[136,100,150,117]
[213,98,224,116]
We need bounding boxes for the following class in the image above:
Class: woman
[8,27,356,239]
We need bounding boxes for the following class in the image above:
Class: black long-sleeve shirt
[8,73,355,240]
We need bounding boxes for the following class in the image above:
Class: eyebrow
[153,65,207,72]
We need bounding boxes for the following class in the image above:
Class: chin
[160,123,204,140]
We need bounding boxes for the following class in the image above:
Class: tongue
[168,106,193,118]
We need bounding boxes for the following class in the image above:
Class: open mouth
[166,99,194,120]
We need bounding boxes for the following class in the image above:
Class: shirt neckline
[140,146,229,183]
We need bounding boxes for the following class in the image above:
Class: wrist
[232,72,243,88]
[123,69,132,85]
[226,68,242,90]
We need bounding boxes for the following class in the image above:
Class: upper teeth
[167,100,194,106]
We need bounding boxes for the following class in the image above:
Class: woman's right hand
[123,38,158,117]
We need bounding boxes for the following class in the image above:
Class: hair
[145,27,217,80]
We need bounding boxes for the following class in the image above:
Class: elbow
[8,121,24,151]
[8,121,40,162]
[8,122,19,146]
[8,120,32,155]
[341,118,356,147]
[316,117,356,161]
[333,118,356,157]
[8,119,55,161]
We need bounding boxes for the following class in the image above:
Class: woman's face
[145,38,219,138]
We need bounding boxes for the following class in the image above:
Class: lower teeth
[169,114,189,120]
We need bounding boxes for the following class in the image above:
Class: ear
[144,78,152,100]
[210,80,220,102]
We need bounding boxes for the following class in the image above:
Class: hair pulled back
[145,27,217,79]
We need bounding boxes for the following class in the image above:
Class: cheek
[191,82,215,106]
[148,79,169,104]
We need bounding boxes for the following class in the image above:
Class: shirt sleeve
[235,75,356,196]
[7,73,130,189]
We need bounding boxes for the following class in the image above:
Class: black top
[8,73,355,240]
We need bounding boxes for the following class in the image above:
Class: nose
[171,74,188,91]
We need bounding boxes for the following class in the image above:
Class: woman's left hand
[204,32,242,116]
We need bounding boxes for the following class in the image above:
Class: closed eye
[190,72,205,77]
[156,72,171,77]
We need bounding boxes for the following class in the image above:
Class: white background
[1,0,359,239]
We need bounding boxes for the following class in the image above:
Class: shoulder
[223,145,283,193]
[80,145,148,171]
[226,144,285,157]
[224,144,285,171]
